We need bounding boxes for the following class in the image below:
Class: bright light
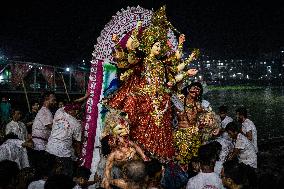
[267,66,271,73]
[0,75,3,82]
[82,60,85,63]
[233,74,236,78]
[246,75,249,79]
[66,67,70,72]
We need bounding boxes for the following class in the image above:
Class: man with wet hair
[108,160,147,189]
[226,121,257,169]
[186,143,225,189]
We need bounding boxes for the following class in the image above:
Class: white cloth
[219,116,233,140]
[241,118,258,152]
[32,107,53,151]
[220,116,233,129]
[186,172,224,189]
[73,185,82,189]
[28,179,46,189]
[46,108,82,157]
[202,100,212,111]
[0,139,29,169]
[215,137,233,162]
[214,161,223,176]
[6,120,27,141]
[235,133,257,168]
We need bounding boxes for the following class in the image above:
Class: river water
[203,86,284,141]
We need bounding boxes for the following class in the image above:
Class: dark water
[203,86,284,141]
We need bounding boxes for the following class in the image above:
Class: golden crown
[140,6,172,55]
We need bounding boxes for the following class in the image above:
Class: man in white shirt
[217,105,233,140]
[226,122,257,169]
[32,93,56,151]
[6,109,27,141]
[30,92,56,171]
[46,102,82,176]
[28,179,46,189]
[236,107,258,152]
[0,133,33,169]
[186,143,225,189]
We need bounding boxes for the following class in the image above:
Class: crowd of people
[0,92,97,189]
[0,5,282,189]
[0,88,268,189]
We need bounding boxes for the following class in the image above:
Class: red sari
[107,56,175,160]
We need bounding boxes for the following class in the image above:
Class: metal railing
[0,60,89,94]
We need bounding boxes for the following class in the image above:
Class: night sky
[0,0,283,66]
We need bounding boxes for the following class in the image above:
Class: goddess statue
[104,6,199,160]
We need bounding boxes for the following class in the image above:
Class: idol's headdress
[140,6,173,55]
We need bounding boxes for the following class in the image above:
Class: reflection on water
[204,86,284,140]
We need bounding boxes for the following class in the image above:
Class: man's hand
[189,51,197,61]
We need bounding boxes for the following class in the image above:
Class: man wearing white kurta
[226,121,257,169]
[218,105,233,140]
[236,107,258,152]
[46,105,82,176]
[6,109,27,141]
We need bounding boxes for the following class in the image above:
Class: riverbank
[206,85,283,91]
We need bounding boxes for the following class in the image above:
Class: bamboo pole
[22,79,31,113]
[61,74,71,102]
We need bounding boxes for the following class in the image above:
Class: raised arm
[175,34,186,60]
[73,92,90,103]
[102,152,115,189]
[176,49,198,72]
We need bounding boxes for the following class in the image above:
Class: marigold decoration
[174,127,202,164]
[197,111,221,143]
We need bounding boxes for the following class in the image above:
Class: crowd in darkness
[0,88,283,188]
